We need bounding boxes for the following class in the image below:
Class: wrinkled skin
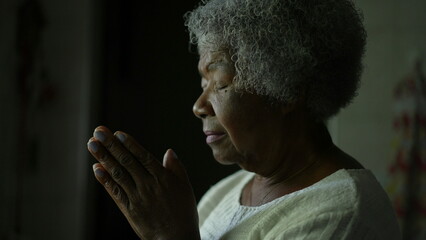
[192,48,364,206]
[87,126,200,240]
[86,47,364,238]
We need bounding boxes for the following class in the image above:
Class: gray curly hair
[184,0,366,120]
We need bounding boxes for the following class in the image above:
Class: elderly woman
[87,0,401,239]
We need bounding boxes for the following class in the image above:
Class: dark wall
[92,1,239,239]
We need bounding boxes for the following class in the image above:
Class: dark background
[95,1,238,239]
[0,0,240,239]
[1,0,425,239]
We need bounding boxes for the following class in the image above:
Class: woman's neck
[241,120,356,206]
[257,118,335,180]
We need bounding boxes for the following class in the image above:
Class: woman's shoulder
[219,168,401,239]
[342,169,401,237]
[266,169,370,215]
[252,168,401,239]
[282,168,393,215]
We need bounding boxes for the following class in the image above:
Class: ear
[280,90,307,116]
[280,101,299,115]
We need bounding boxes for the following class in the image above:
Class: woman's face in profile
[193,48,290,172]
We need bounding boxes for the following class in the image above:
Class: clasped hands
[87,126,200,240]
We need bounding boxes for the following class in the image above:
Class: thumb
[163,149,189,183]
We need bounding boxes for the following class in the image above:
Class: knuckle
[127,142,138,153]
[128,191,141,204]
[105,139,117,150]
[106,141,114,150]
[136,152,144,161]
[104,179,112,188]
[118,153,133,166]
[111,167,124,181]
[99,153,108,162]
[127,199,143,214]
[138,152,154,165]
[134,147,148,159]
[112,186,130,208]
[111,184,122,200]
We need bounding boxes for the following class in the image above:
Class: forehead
[198,48,231,68]
[199,47,226,60]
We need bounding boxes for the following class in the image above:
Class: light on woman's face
[193,49,288,171]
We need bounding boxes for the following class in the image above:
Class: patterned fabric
[387,61,426,240]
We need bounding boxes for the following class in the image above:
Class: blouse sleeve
[265,211,383,240]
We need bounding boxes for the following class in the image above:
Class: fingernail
[94,168,105,178]
[88,141,98,152]
[94,130,106,142]
[170,149,178,159]
[115,132,126,143]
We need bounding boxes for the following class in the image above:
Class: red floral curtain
[387,60,426,240]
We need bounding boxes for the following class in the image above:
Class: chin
[212,153,236,165]
[216,159,236,165]
[211,148,244,166]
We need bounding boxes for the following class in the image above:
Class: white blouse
[198,169,401,240]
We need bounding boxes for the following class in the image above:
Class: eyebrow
[208,61,226,70]
[198,60,230,77]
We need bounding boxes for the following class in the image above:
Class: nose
[193,91,213,119]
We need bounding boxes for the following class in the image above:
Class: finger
[114,130,163,177]
[92,163,130,212]
[162,149,190,184]
[88,138,136,194]
[93,126,149,181]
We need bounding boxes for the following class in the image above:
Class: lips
[204,131,226,144]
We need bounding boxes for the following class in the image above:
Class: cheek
[215,92,261,150]
[214,91,244,128]
[228,93,264,128]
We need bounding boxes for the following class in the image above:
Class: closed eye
[215,84,228,90]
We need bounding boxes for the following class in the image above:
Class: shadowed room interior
[0,0,425,239]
